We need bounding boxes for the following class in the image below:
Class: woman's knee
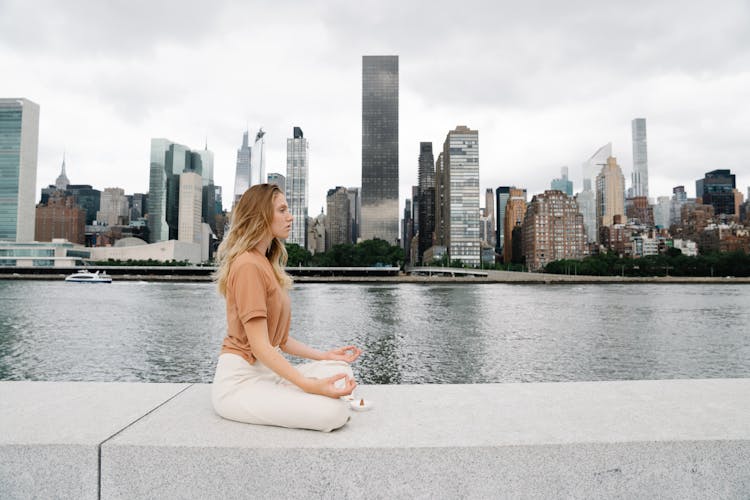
[315,399,350,432]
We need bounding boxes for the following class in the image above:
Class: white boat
[64,270,112,283]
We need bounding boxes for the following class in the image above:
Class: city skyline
[2,1,749,215]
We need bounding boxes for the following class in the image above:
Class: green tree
[285,243,312,266]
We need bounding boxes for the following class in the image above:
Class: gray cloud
[1,0,748,213]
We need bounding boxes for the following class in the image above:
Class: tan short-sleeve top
[220,249,291,364]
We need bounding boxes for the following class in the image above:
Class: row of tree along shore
[543,250,750,277]
[75,241,750,279]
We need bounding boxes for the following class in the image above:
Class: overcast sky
[2,0,749,215]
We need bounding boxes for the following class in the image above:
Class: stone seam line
[96,384,194,500]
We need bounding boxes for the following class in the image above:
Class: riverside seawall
[1,379,749,499]
[1,266,750,284]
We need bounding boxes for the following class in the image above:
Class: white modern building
[233,131,251,205]
[286,127,309,246]
[631,118,649,198]
[178,171,203,245]
[672,238,697,257]
[0,98,39,242]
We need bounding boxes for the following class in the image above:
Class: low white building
[672,239,698,256]
[0,238,204,267]
[88,238,202,264]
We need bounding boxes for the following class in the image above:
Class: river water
[0,281,748,384]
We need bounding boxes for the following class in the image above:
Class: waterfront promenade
[1,379,748,498]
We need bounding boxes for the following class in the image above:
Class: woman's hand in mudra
[303,373,357,398]
[325,345,362,363]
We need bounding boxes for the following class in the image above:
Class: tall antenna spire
[56,151,70,190]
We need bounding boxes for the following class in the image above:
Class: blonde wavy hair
[214,184,292,296]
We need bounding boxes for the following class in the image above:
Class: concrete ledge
[0,382,189,500]
[2,380,749,498]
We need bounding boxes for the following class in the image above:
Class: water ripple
[0,281,748,384]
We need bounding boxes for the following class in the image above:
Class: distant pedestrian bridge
[285,266,401,277]
[405,266,489,278]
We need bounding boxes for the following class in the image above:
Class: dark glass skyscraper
[361,55,399,243]
[696,169,736,216]
[417,142,435,262]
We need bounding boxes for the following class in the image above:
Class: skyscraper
[193,146,218,236]
[148,138,209,243]
[326,187,351,250]
[696,169,736,216]
[582,143,612,190]
[96,188,129,226]
[654,196,671,228]
[631,118,649,198]
[346,187,361,244]
[484,188,495,247]
[417,142,435,262]
[441,125,480,266]
[596,157,626,228]
[434,152,446,247]
[251,128,267,187]
[495,186,512,254]
[503,188,527,264]
[286,126,309,247]
[574,189,597,243]
[551,166,573,196]
[0,98,39,242]
[65,185,100,225]
[361,55,399,243]
[579,144,610,244]
[233,131,251,205]
[195,147,214,187]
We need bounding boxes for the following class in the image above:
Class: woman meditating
[212,183,362,432]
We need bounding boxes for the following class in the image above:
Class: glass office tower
[149,138,196,242]
[443,126,480,266]
[361,55,399,244]
[0,98,39,242]
[286,127,309,247]
[697,169,737,216]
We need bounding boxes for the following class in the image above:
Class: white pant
[211,352,354,432]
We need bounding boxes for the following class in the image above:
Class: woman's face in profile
[270,193,293,240]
